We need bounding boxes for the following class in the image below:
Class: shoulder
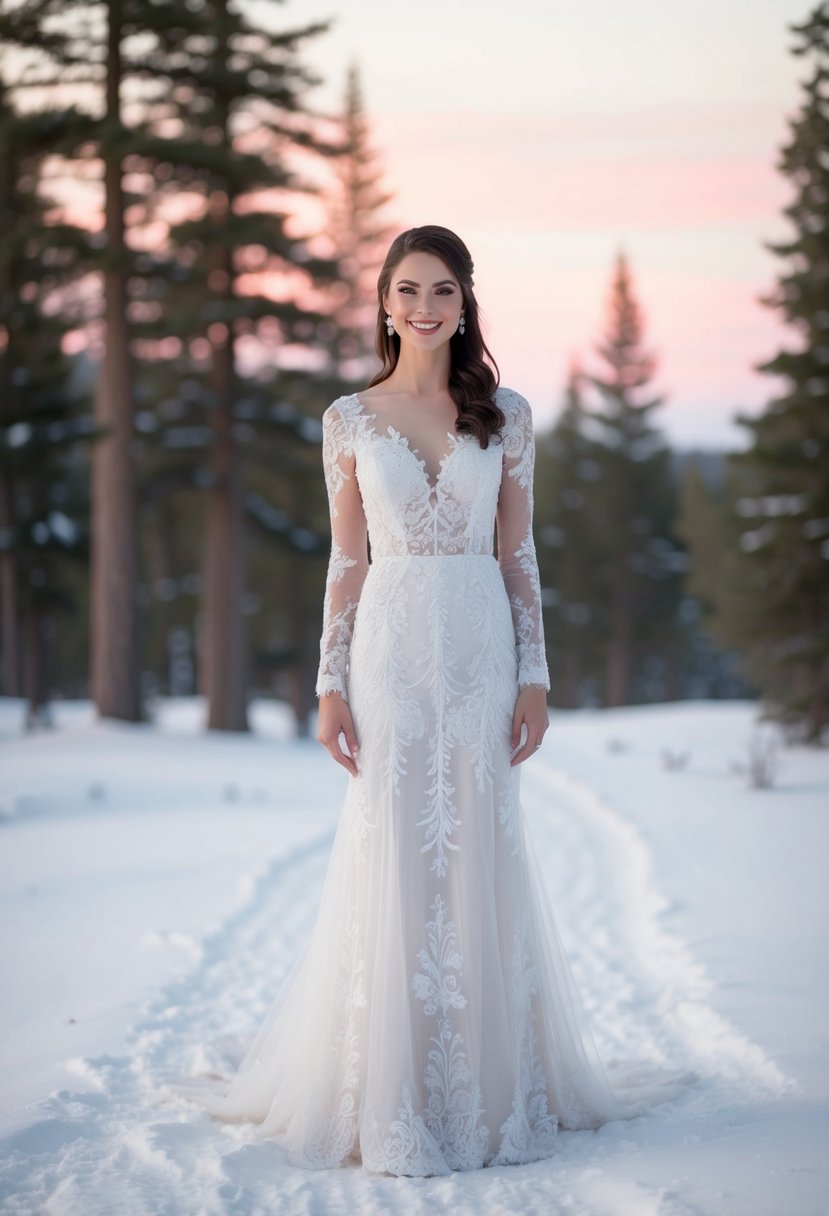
[494,385,531,416]
[323,392,362,425]
[323,393,364,429]
[321,394,361,454]
[494,386,533,452]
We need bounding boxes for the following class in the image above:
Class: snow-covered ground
[0,696,826,1216]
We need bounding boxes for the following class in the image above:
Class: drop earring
[386,313,395,336]
[458,313,465,336]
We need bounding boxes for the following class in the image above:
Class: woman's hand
[316,691,360,777]
[510,685,548,766]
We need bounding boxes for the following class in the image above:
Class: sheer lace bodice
[315,386,550,700]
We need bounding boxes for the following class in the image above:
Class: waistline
[369,552,497,561]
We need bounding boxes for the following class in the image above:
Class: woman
[173,225,630,1175]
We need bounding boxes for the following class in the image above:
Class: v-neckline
[352,392,464,498]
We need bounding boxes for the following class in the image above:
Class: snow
[0,696,826,1215]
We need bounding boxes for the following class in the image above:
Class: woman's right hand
[316,691,360,777]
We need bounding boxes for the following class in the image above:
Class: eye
[396,286,455,295]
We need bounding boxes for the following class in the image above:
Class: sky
[290,0,811,448]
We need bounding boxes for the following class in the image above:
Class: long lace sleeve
[496,392,551,692]
[315,402,369,701]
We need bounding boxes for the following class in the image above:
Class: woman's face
[383,250,464,346]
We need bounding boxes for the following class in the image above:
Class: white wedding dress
[171,385,630,1174]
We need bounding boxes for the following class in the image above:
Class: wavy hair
[367,225,505,448]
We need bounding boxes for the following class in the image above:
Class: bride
[171,224,635,1175]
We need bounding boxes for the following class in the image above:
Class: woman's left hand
[510,685,549,766]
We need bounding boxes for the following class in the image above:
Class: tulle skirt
[168,555,630,1174]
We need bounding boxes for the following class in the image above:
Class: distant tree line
[533,252,752,711]
[681,3,829,743]
[534,3,828,742]
[0,1,826,742]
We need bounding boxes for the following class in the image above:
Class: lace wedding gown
[172,385,628,1174]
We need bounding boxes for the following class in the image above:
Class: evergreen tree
[136,1,342,730]
[581,251,684,706]
[261,60,397,731]
[706,3,829,740]
[237,374,332,734]
[2,0,343,730]
[323,59,398,384]
[0,84,94,722]
[0,0,157,722]
[534,359,604,706]
[676,454,757,701]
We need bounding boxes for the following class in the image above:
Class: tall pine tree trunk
[0,150,20,697]
[0,479,20,696]
[807,660,829,743]
[199,7,247,733]
[201,324,247,730]
[24,599,48,729]
[606,555,632,706]
[200,171,247,731]
[805,603,828,743]
[90,0,140,720]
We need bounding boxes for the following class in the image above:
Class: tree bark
[90,0,140,720]
[24,600,49,730]
[606,555,632,706]
[199,4,248,733]
[201,319,247,731]
[0,479,20,696]
[0,139,20,697]
[199,168,247,730]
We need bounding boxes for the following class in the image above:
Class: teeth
[410,321,441,330]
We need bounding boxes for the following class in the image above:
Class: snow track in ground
[523,759,789,1103]
[0,750,792,1216]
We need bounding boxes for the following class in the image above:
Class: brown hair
[367,225,505,448]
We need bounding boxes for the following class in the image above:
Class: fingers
[343,723,360,761]
[316,709,360,777]
[510,719,547,766]
[511,706,523,750]
[334,747,358,777]
[510,733,541,766]
[337,727,360,777]
[324,736,358,777]
[320,699,544,775]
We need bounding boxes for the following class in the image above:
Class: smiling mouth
[408,320,442,333]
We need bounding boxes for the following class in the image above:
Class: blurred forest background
[0,1,826,742]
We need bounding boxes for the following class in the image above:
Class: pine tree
[0,0,154,722]
[0,83,94,722]
[675,454,755,700]
[237,374,333,735]
[711,3,829,740]
[263,60,397,731]
[323,60,398,384]
[581,252,684,706]
[136,1,341,730]
[2,0,343,730]
[534,359,604,706]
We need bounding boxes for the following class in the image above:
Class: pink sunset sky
[296,0,810,448]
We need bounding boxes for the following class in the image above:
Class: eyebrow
[395,278,456,287]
